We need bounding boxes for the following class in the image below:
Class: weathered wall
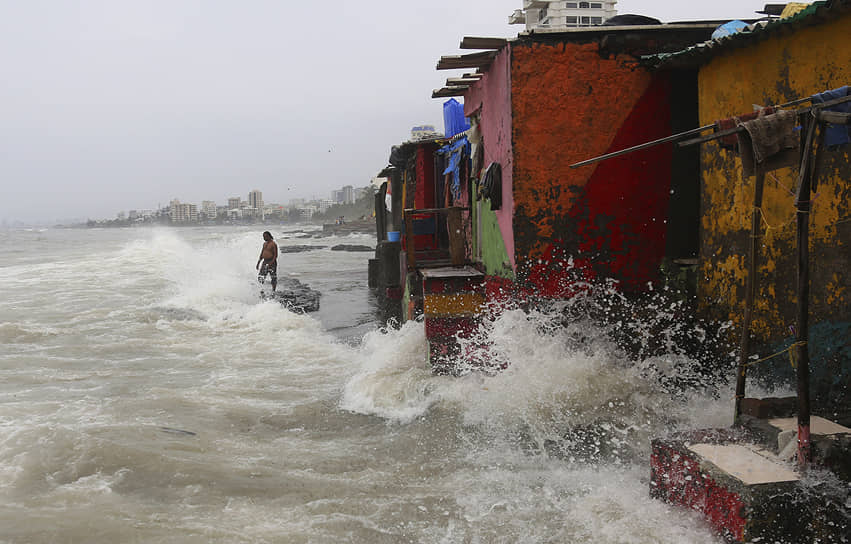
[511,40,675,294]
[697,13,851,405]
[415,144,437,210]
[465,46,515,274]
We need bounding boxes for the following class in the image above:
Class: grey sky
[1,0,769,223]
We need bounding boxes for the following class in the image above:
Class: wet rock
[261,277,321,313]
[279,245,327,253]
[330,244,373,252]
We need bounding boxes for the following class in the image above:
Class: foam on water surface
[0,226,768,542]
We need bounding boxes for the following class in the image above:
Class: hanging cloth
[812,86,851,149]
[439,136,469,201]
[480,162,502,210]
[737,109,799,178]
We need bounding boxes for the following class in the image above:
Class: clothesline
[568,91,851,168]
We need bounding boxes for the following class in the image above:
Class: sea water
[0,225,741,543]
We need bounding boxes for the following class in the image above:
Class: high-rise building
[201,200,217,219]
[248,190,263,210]
[169,199,198,223]
[509,1,617,30]
[341,185,354,205]
[248,190,264,220]
[228,197,241,210]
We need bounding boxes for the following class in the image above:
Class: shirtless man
[256,231,278,292]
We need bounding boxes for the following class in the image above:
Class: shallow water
[0,226,739,543]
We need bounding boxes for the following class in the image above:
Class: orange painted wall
[510,41,674,292]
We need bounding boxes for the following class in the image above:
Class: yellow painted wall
[423,293,485,318]
[697,13,851,344]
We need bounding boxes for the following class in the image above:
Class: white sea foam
[0,226,749,543]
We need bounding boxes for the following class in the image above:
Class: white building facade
[169,199,198,223]
[201,200,217,219]
[510,1,617,31]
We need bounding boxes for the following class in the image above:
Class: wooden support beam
[734,170,766,424]
[432,87,467,99]
[459,36,508,50]
[447,207,465,267]
[446,77,480,87]
[436,51,497,70]
[794,115,821,468]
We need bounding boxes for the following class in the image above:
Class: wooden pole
[734,169,767,424]
[794,115,820,467]
[447,207,465,266]
[405,211,416,272]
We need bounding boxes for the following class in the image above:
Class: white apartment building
[169,199,198,223]
[228,197,241,210]
[509,1,617,30]
[319,199,335,213]
[201,200,217,219]
[298,206,317,221]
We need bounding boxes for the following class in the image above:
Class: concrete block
[424,316,479,340]
[651,429,850,543]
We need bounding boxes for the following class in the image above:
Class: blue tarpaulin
[443,99,470,139]
[711,20,749,40]
[812,86,851,148]
[439,136,469,200]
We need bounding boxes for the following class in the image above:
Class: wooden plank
[405,212,416,272]
[432,88,467,99]
[734,170,766,424]
[446,78,480,86]
[459,36,507,50]
[793,116,820,467]
[447,207,465,266]
[436,51,497,70]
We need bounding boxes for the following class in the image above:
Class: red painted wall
[510,41,673,295]
[415,144,437,210]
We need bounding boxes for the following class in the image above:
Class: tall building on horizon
[201,200,217,219]
[509,1,617,31]
[248,189,264,220]
[248,189,263,210]
[228,197,241,210]
[169,199,198,223]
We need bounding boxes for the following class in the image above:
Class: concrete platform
[651,428,850,543]
[686,443,799,485]
[421,266,488,373]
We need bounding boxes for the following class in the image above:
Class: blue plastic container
[387,231,400,242]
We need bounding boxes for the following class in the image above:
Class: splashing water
[0,226,743,542]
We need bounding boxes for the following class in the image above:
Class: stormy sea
[1,225,753,543]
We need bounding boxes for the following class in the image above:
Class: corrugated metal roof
[643,0,851,69]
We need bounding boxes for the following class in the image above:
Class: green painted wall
[475,198,514,279]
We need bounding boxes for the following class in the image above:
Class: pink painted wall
[464,46,515,270]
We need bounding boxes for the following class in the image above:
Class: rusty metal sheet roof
[643,0,851,69]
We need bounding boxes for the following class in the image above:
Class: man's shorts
[259,260,277,283]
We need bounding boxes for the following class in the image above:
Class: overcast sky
[1,0,769,223]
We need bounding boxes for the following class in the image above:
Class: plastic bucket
[387,231,400,242]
